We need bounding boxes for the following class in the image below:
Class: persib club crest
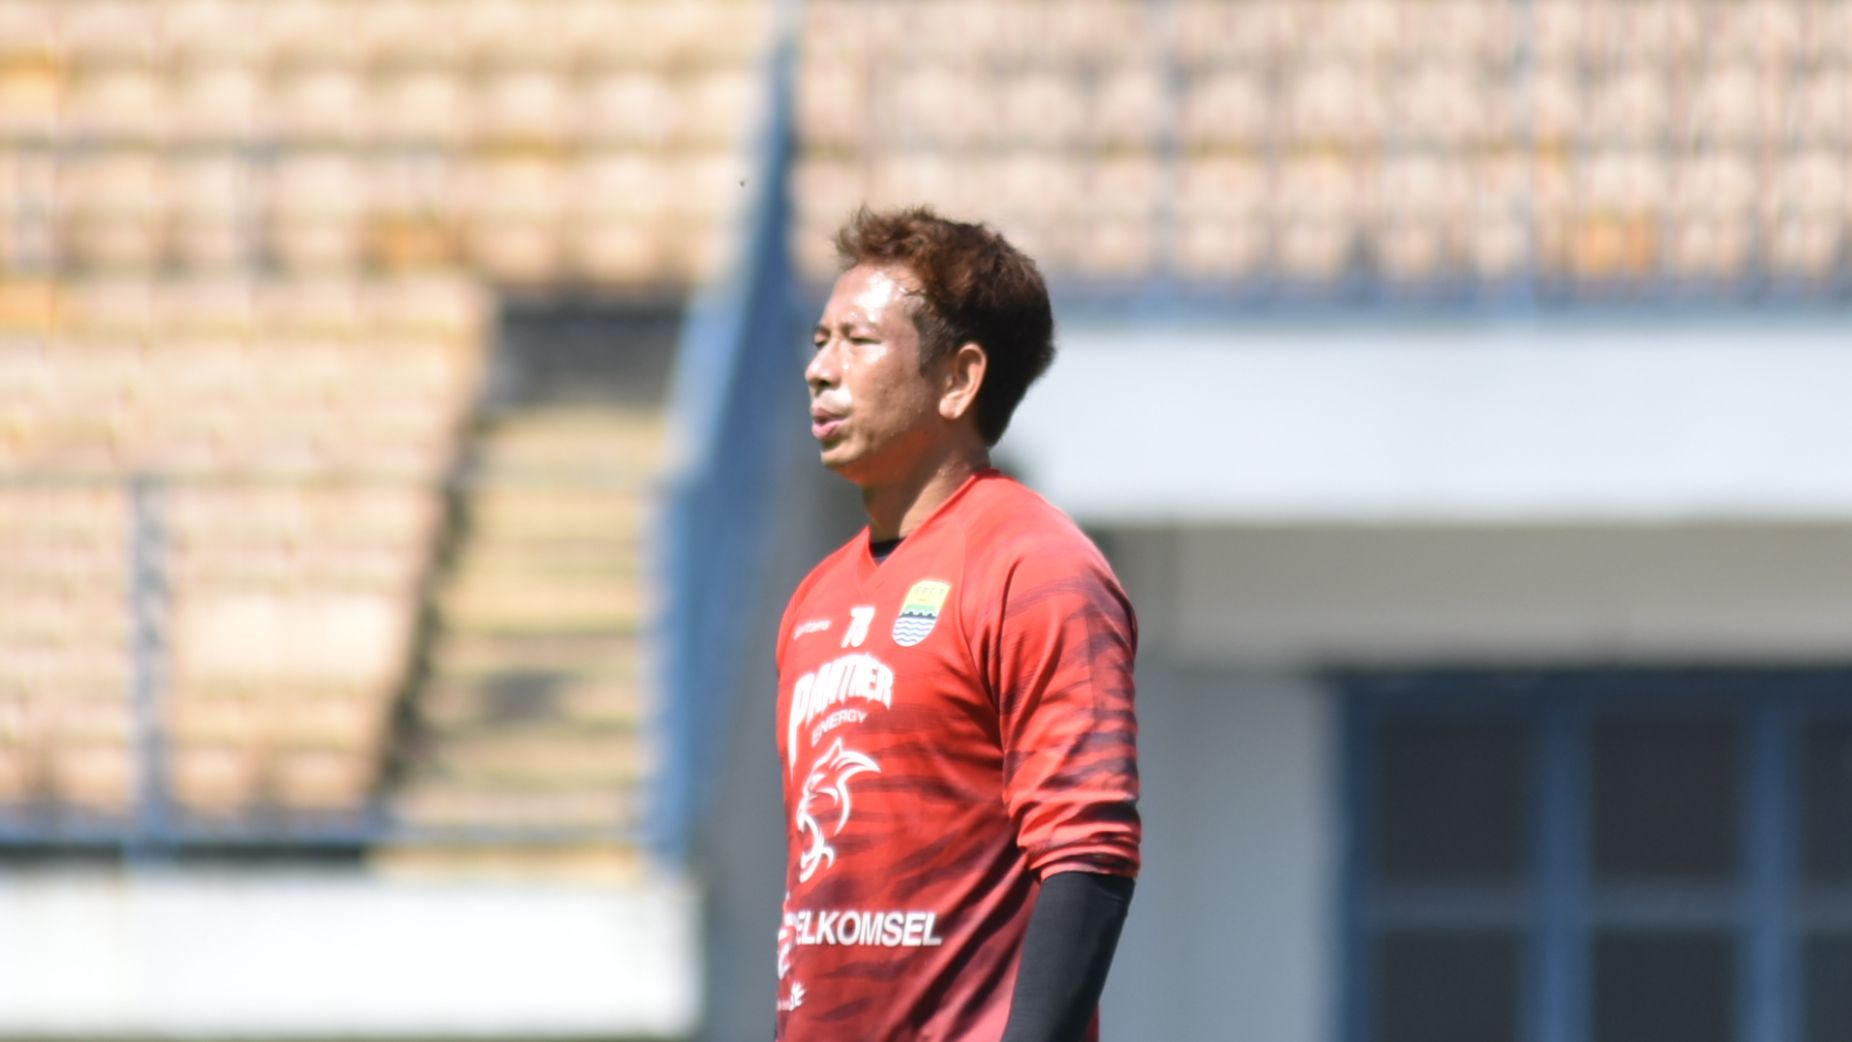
[892,579,950,647]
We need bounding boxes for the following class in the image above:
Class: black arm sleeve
[998,870,1136,1042]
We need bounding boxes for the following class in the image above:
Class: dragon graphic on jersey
[795,737,881,882]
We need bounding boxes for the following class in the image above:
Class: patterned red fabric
[774,469,1141,1042]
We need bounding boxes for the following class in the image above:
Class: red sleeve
[981,542,1141,879]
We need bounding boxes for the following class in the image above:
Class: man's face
[807,264,945,484]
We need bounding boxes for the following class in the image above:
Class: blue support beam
[651,1,805,868]
[1743,702,1796,1042]
[127,475,174,864]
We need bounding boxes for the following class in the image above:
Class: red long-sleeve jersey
[774,469,1141,1042]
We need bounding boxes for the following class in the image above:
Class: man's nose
[805,342,836,390]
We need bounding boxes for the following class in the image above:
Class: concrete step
[424,631,643,679]
[391,783,640,832]
[434,581,646,634]
[407,730,651,788]
[414,679,647,731]
[457,486,650,542]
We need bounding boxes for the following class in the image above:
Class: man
[774,206,1140,1042]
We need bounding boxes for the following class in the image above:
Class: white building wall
[0,874,700,1039]
[1096,518,1852,1042]
[1006,321,1852,525]
[1100,666,1335,1042]
[1157,524,1852,665]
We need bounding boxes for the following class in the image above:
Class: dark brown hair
[833,206,1055,445]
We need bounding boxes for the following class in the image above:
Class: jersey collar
[855,466,1002,577]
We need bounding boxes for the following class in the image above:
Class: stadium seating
[9,0,1850,859]
[0,0,765,848]
[0,0,766,288]
[0,274,485,826]
[791,0,1852,292]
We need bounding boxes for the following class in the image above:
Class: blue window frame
[1341,669,1852,1042]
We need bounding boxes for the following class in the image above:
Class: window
[1344,670,1852,1042]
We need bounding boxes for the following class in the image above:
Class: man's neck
[861,445,990,542]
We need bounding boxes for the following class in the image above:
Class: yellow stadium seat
[60,151,169,271]
[999,70,1089,150]
[888,66,988,149]
[1664,214,1754,280]
[1084,155,1163,221]
[0,0,57,58]
[169,60,264,144]
[167,692,260,745]
[1376,152,1462,220]
[64,62,168,143]
[461,153,568,283]
[1016,149,1095,223]
[50,743,134,815]
[1179,154,1268,221]
[267,0,356,66]
[1091,67,1166,149]
[273,63,368,145]
[1578,149,1667,219]
[161,0,270,64]
[61,0,161,62]
[1276,217,1355,282]
[1070,218,1156,280]
[1175,218,1267,280]
[1716,0,1805,61]
[682,69,762,150]
[1588,68,1671,147]
[1396,0,1516,63]
[1787,69,1849,144]
[580,69,679,148]
[1180,70,1271,149]
[1529,0,1587,62]
[792,214,846,281]
[373,67,468,146]
[269,153,370,271]
[271,748,371,811]
[461,0,571,66]
[168,156,261,272]
[1464,213,1528,280]
[797,67,866,150]
[475,66,575,148]
[1769,150,1844,218]
[667,150,750,224]
[0,742,33,805]
[171,743,260,815]
[367,274,488,343]
[64,277,159,335]
[273,693,385,754]
[1670,148,1759,218]
[1529,66,1584,147]
[1374,219,1450,282]
[359,0,461,67]
[0,51,60,139]
[1058,0,1158,63]
[792,155,865,225]
[1282,61,1380,146]
[1172,1,1285,66]
[1765,216,1842,279]
[1685,63,1768,145]
[159,275,261,337]
[260,276,366,337]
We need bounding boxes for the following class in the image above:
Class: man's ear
[939,342,987,423]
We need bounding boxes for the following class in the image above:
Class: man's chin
[819,443,872,482]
